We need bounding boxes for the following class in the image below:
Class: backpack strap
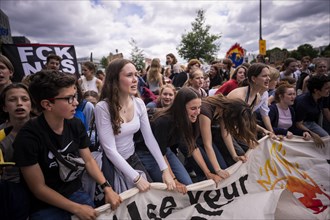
[30,118,78,170]
[77,99,88,111]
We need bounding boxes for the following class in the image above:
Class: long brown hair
[100,58,133,135]
[204,94,258,146]
[153,87,201,155]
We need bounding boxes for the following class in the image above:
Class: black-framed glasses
[48,93,78,104]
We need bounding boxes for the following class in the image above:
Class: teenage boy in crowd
[13,70,121,220]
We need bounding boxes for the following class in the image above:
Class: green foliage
[129,38,145,71]
[177,9,221,63]
[321,44,330,57]
[100,56,109,69]
[289,44,318,60]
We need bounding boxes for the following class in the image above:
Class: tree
[129,38,145,72]
[177,9,221,63]
[290,43,318,60]
[100,56,109,69]
[321,44,330,57]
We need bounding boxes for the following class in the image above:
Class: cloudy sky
[1,0,329,64]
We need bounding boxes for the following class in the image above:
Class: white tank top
[80,76,98,93]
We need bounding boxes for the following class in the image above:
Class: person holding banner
[294,74,330,147]
[0,55,13,94]
[198,94,258,177]
[269,82,311,140]
[227,63,277,139]
[94,58,175,194]
[152,87,222,184]
[13,70,121,220]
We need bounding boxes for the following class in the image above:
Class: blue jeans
[136,147,193,185]
[304,121,329,137]
[30,188,94,220]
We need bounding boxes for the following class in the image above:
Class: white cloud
[2,0,329,65]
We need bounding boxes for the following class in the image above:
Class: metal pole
[260,0,262,40]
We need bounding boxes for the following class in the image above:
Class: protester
[227,63,277,139]
[166,53,178,75]
[0,54,13,94]
[83,90,99,106]
[13,70,121,220]
[208,63,223,90]
[215,65,247,96]
[222,58,234,81]
[44,54,61,71]
[151,87,222,184]
[198,94,258,177]
[0,83,32,220]
[302,60,328,93]
[94,58,175,194]
[279,58,299,80]
[294,74,330,147]
[185,68,208,97]
[146,84,176,110]
[296,56,311,95]
[74,83,94,132]
[95,69,105,82]
[79,61,103,94]
[135,87,190,193]
[171,63,187,88]
[202,72,210,95]
[146,58,164,95]
[269,82,311,140]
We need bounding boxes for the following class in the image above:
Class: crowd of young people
[0,52,329,219]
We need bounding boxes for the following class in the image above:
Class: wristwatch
[100,180,111,190]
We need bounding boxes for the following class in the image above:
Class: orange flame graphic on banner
[226,43,245,67]
[257,142,330,214]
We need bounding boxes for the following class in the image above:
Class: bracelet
[134,174,142,184]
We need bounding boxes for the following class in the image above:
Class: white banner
[73,136,330,219]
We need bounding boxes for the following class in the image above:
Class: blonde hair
[147,58,162,83]
[268,66,280,81]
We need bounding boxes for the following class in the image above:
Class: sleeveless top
[245,86,257,109]
[80,76,98,93]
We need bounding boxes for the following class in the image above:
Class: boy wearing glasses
[13,70,121,220]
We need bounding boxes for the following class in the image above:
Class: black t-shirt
[172,72,188,88]
[294,92,325,123]
[151,115,185,155]
[13,114,90,212]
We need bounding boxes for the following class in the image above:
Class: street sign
[259,40,266,55]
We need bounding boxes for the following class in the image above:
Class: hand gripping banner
[73,136,330,219]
